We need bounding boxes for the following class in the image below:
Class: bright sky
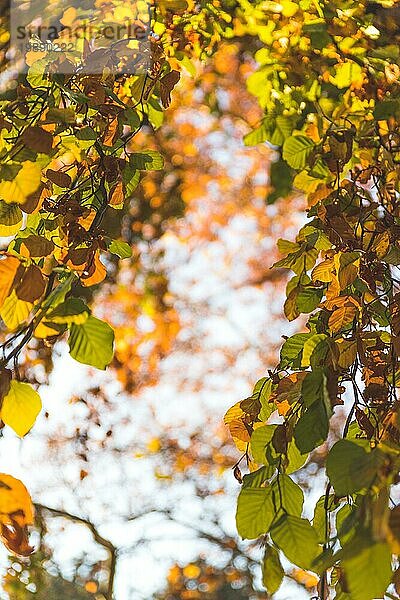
[0,79,315,599]
[0,213,314,598]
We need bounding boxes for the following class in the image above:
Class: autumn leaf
[1,381,42,437]
[0,162,42,204]
[160,70,181,108]
[0,473,34,556]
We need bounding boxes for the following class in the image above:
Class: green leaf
[242,466,275,488]
[270,514,319,570]
[46,298,89,325]
[251,426,307,474]
[301,334,328,367]
[267,157,294,204]
[269,115,296,146]
[130,151,164,170]
[342,540,392,600]
[374,99,400,120]
[236,485,275,539]
[123,166,141,197]
[68,316,114,370]
[280,333,311,368]
[244,122,269,146]
[252,377,274,421]
[326,439,386,497]
[250,425,276,464]
[294,400,330,453]
[244,115,295,148]
[262,544,284,595]
[107,239,133,259]
[295,369,332,453]
[301,368,330,408]
[313,495,328,544]
[1,381,41,437]
[282,136,315,170]
[336,503,356,545]
[295,286,323,313]
[286,440,308,474]
[272,474,304,516]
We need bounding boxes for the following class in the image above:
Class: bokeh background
[0,42,323,599]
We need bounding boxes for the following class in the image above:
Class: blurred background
[0,42,318,599]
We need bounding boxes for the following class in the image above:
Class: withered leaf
[20,182,50,214]
[233,465,243,484]
[355,407,375,439]
[1,518,33,557]
[160,70,180,108]
[15,265,46,303]
[46,169,72,189]
[272,424,288,454]
[22,126,53,155]
[0,369,11,403]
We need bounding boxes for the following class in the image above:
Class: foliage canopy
[0,0,400,599]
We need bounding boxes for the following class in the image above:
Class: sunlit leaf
[282,136,315,170]
[262,543,284,594]
[236,485,275,539]
[1,381,41,437]
[270,514,319,570]
[0,162,42,204]
[326,440,386,496]
[68,316,114,370]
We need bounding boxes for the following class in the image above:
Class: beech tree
[225,1,400,599]
[0,0,400,599]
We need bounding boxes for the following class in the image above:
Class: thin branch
[35,503,116,600]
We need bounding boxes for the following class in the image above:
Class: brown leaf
[389,505,400,543]
[46,169,72,188]
[1,519,34,557]
[22,126,53,154]
[272,424,288,454]
[0,370,11,403]
[160,70,180,108]
[233,465,243,484]
[15,265,46,303]
[20,182,50,214]
[240,395,261,419]
[21,235,54,258]
[109,181,124,208]
[355,407,375,439]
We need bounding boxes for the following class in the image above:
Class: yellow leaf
[0,162,42,204]
[0,256,20,309]
[34,322,60,339]
[312,258,334,283]
[335,252,360,290]
[277,238,300,254]
[336,338,357,368]
[1,381,42,437]
[0,202,23,237]
[328,303,358,333]
[80,252,107,287]
[0,290,33,330]
[224,401,244,425]
[325,275,341,306]
[372,231,390,259]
